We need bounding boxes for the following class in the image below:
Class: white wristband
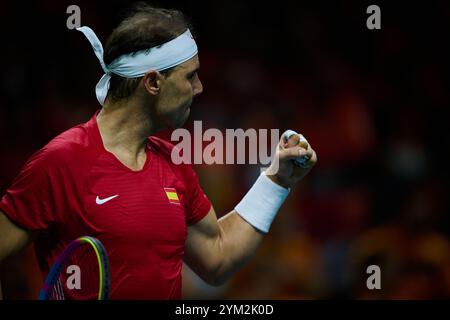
[234,172,290,233]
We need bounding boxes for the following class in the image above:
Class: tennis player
[0,4,317,299]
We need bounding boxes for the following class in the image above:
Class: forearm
[211,173,291,283]
[186,130,317,286]
[211,211,265,285]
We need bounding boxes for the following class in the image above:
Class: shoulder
[147,135,176,156]
[24,123,95,173]
[148,135,184,168]
[148,135,196,176]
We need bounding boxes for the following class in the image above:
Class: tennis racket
[38,236,110,300]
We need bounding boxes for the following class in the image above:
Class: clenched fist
[265,130,318,189]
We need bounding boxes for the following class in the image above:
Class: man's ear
[142,70,161,96]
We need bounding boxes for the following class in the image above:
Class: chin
[169,109,190,129]
[179,113,191,128]
[180,106,191,126]
[167,101,192,129]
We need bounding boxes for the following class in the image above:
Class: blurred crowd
[1,1,449,299]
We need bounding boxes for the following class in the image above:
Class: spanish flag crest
[164,188,180,205]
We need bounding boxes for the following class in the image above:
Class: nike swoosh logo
[96,194,118,205]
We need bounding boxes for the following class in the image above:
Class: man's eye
[187,72,196,80]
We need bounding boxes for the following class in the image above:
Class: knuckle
[283,129,297,140]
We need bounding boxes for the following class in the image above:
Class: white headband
[76,26,198,106]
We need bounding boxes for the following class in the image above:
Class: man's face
[155,55,203,129]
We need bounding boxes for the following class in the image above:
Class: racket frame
[38,236,110,300]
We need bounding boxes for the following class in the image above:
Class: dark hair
[103,3,192,102]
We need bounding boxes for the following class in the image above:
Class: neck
[96,98,157,169]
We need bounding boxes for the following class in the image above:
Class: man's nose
[193,76,203,96]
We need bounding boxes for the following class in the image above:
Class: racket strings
[49,279,65,300]
[48,244,101,300]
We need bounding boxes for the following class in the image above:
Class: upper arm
[184,206,222,283]
[0,210,32,263]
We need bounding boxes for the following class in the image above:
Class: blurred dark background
[1,0,449,299]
